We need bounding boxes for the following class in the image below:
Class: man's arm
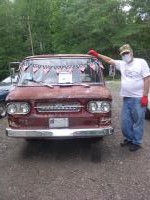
[143,76,150,96]
[88,49,116,65]
[141,76,150,107]
[97,54,115,66]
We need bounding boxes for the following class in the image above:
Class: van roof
[25,54,92,59]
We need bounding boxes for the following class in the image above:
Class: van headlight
[87,101,111,113]
[7,102,30,115]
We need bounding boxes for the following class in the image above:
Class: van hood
[6,85,112,101]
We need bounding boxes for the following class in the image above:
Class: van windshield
[18,57,104,85]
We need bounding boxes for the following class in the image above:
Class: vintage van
[6,54,113,142]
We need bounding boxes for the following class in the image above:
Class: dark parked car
[0,75,18,118]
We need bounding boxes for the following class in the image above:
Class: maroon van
[6,54,113,141]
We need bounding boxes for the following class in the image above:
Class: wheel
[0,102,7,118]
[25,138,36,142]
[90,138,103,162]
[25,138,42,143]
[145,108,150,120]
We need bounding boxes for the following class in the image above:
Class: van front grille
[35,102,83,112]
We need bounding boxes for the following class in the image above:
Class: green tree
[0,0,149,80]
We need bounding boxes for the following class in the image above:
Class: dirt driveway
[0,81,150,200]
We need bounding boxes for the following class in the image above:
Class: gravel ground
[0,81,150,200]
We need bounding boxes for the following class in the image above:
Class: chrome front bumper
[6,127,114,138]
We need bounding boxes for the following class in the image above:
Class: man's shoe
[120,139,132,147]
[129,144,141,151]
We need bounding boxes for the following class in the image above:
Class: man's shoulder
[113,60,126,71]
[134,58,147,63]
[133,58,149,68]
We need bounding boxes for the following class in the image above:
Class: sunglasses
[121,52,130,56]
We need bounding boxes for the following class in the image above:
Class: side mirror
[109,65,116,76]
[9,62,20,84]
[10,68,16,79]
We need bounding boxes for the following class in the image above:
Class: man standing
[88,44,150,151]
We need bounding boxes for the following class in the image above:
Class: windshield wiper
[23,79,54,88]
[58,83,90,87]
[42,82,54,88]
[77,83,90,87]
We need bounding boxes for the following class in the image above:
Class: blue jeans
[121,97,146,145]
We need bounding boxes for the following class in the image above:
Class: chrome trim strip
[6,127,114,138]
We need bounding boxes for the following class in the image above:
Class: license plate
[49,118,69,128]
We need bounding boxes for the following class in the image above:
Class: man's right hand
[88,49,99,58]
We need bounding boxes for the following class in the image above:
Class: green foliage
[0,0,150,80]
